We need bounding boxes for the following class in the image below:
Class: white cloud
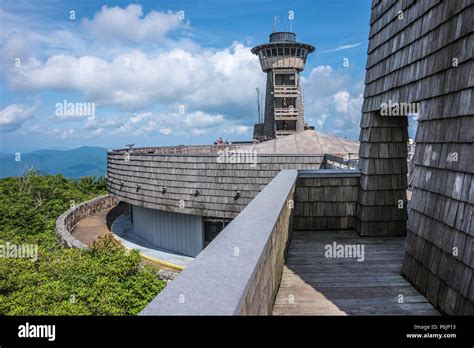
[6,43,263,113]
[334,43,361,51]
[28,123,75,139]
[309,65,333,78]
[0,4,263,141]
[191,129,208,136]
[54,128,75,139]
[0,32,31,71]
[130,112,152,124]
[82,5,186,43]
[302,65,363,139]
[1,28,87,65]
[184,111,224,127]
[225,125,250,135]
[77,108,251,140]
[345,93,364,119]
[85,117,122,130]
[315,113,329,129]
[319,43,361,53]
[0,103,36,132]
[159,127,172,135]
[0,4,365,143]
[333,91,351,113]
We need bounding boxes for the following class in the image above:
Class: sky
[0,0,375,153]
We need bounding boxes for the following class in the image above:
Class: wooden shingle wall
[362,0,473,314]
[356,111,409,236]
[106,152,324,219]
[294,176,359,230]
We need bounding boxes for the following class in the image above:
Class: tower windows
[258,45,311,60]
[274,73,297,86]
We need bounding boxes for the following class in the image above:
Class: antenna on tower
[273,16,277,32]
[256,87,261,123]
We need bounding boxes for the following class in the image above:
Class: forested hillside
[0,172,164,315]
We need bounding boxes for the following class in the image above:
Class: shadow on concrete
[106,202,129,230]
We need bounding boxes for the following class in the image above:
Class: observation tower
[251,31,315,139]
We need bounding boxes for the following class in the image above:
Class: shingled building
[104,1,472,316]
[360,0,473,315]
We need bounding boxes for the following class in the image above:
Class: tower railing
[274,86,299,96]
[275,130,296,136]
[274,108,299,119]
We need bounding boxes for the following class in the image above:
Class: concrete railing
[111,144,239,155]
[140,170,298,315]
[55,194,118,249]
[322,153,359,170]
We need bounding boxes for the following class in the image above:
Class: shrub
[0,172,165,315]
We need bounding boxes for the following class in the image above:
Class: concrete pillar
[295,73,305,133]
[263,73,275,139]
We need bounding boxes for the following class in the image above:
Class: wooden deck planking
[272,230,439,315]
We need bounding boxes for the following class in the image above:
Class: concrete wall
[132,205,204,257]
[56,194,118,249]
[294,170,360,231]
[295,72,305,133]
[263,72,276,138]
[365,0,473,314]
[140,170,298,315]
[107,150,324,219]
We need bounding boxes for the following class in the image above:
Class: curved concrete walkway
[71,202,127,244]
[71,202,193,270]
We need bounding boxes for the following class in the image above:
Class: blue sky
[0,0,375,153]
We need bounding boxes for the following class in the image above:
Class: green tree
[0,171,165,315]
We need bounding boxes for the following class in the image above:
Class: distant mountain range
[0,146,107,178]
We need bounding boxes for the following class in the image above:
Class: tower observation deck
[251,31,314,140]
